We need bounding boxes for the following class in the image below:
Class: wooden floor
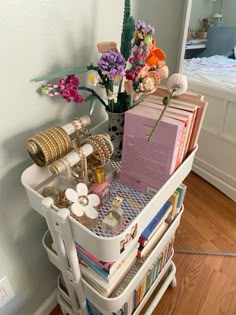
[50,171,236,315]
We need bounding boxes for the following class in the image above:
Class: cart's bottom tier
[44,208,183,314]
[58,257,176,315]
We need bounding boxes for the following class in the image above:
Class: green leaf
[83,94,94,102]
[32,65,92,82]
[89,97,96,115]
[121,16,135,61]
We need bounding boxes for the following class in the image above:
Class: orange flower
[146,39,166,67]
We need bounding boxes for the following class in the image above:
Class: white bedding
[183,55,236,91]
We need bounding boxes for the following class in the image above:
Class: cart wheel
[170,276,177,288]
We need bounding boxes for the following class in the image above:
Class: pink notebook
[120,104,185,194]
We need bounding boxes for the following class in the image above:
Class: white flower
[65,183,100,219]
[166,73,188,96]
[87,72,100,86]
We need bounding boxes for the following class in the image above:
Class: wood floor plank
[148,254,236,315]
[176,172,236,252]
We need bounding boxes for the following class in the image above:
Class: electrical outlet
[0,275,15,309]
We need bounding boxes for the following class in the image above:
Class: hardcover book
[80,248,137,297]
[142,99,194,161]
[148,91,208,154]
[76,243,138,280]
[140,200,172,240]
[139,221,168,247]
[120,104,185,193]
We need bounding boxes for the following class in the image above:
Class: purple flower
[147,24,155,35]
[98,50,125,80]
[136,20,146,30]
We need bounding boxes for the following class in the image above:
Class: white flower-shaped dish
[65,183,100,219]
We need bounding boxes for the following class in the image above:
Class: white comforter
[184,55,236,90]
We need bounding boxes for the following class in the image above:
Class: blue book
[141,200,172,240]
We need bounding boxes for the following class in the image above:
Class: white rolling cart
[21,144,198,315]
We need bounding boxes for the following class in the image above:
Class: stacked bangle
[82,134,113,166]
[27,126,73,167]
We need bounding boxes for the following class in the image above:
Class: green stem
[78,86,107,108]
[147,91,176,142]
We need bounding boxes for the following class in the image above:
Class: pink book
[154,85,204,100]
[120,104,185,194]
[149,93,208,154]
[139,100,193,164]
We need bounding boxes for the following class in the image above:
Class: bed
[183,26,236,202]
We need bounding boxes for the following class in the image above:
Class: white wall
[0,1,185,314]
[189,0,212,31]
[134,0,185,75]
[220,0,236,26]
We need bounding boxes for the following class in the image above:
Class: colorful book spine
[176,183,187,213]
[145,269,152,293]
[138,222,170,258]
[139,217,169,247]
[168,190,180,220]
[140,200,172,240]
[75,243,113,273]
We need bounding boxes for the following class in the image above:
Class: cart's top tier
[21,147,197,261]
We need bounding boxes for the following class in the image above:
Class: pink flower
[74,94,83,103]
[135,66,142,73]
[59,79,65,85]
[66,83,73,90]
[128,57,134,64]
[125,70,135,81]
[69,76,79,87]
[62,89,70,98]
[69,88,78,98]
[65,75,79,87]
[136,54,144,61]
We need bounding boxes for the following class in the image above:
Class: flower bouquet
[33,0,169,160]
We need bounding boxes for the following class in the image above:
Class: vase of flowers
[32,0,169,160]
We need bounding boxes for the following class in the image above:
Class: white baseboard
[192,162,236,202]
[33,289,57,315]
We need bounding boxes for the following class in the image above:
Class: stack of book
[75,242,138,297]
[111,237,175,314]
[120,86,207,193]
[74,183,187,298]
[137,200,172,258]
[167,183,187,222]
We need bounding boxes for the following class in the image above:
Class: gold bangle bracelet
[27,136,50,166]
[34,134,53,164]
[39,132,58,162]
[53,126,72,153]
[44,128,65,158]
